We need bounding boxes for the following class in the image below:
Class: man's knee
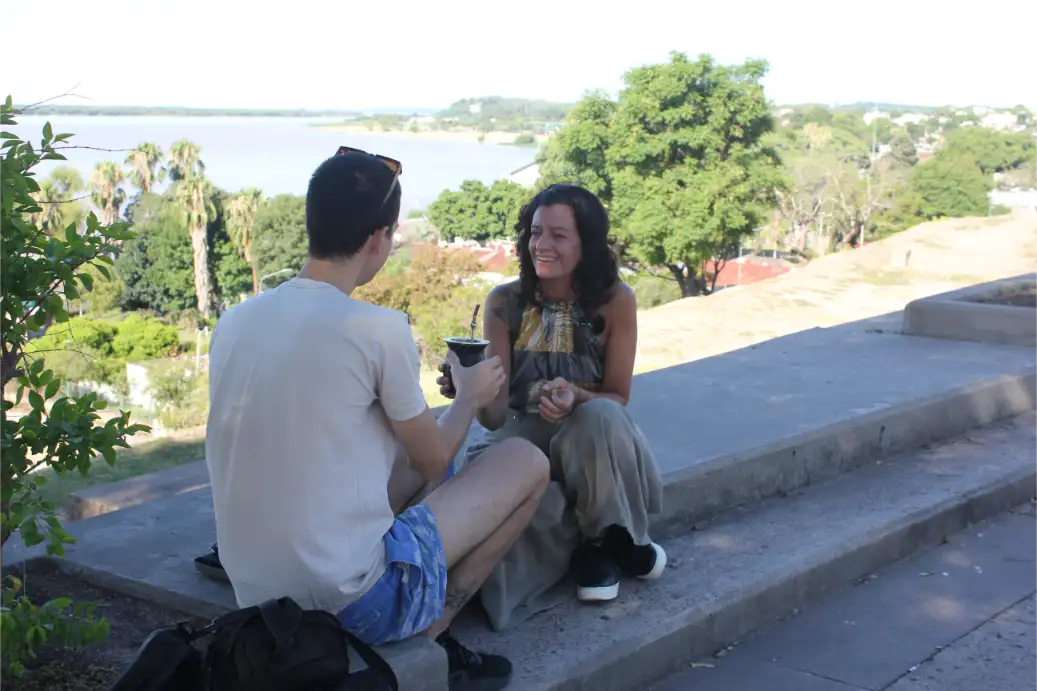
[496,437,550,496]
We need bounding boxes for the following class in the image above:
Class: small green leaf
[44,379,60,400]
[28,390,44,411]
[42,121,52,140]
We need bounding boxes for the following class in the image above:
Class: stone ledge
[657,368,1036,533]
[450,413,1037,690]
[66,460,210,522]
[902,273,1037,347]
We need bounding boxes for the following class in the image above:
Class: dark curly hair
[515,183,619,314]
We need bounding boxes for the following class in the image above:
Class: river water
[11,115,536,213]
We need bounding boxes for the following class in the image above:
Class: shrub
[626,272,681,309]
[26,314,180,394]
[111,313,180,361]
[1,100,149,675]
[152,366,209,430]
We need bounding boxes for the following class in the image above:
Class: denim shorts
[336,503,448,646]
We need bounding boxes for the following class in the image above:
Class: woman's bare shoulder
[603,281,636,313]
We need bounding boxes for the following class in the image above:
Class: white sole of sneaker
[577,582,620,602]
[638,542,667,580]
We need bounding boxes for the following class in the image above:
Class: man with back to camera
[203,147,550,691]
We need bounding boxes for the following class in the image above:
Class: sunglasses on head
[335,145,402,207]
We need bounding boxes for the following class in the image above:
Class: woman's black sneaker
[435,630,512,691]
[603,525,667,581]
[570,541,621,602]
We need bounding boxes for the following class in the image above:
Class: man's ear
[365,226,389,256]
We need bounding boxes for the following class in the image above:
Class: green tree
[543,53,785,297]
[169,138,204,181]
[1,99,147,675]
[427,179,528,242]
[939,127,1035,175]
[252,194,308,286]
[911,155,992,218]
[226,187,263,294]
[124,142,166,194]
[537,91,616,199]
[30,167,85,239]
[888,133,919,168]
[90,160,126,226]
[115,194,196,313]
[115,193,247,313]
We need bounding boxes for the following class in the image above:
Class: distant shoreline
[313,123,549,146]
[14,106,368,118]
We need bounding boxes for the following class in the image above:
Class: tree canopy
[536,52,787,296]
[427,179,528,242]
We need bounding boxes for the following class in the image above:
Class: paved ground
[650,505,1037,691]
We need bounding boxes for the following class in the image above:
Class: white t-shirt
[204,277,428,613]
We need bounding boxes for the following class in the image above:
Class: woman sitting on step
[436,183,666,630]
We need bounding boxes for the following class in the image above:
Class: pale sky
[7,0,1035,111]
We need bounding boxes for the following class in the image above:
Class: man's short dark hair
[305,152,402,260]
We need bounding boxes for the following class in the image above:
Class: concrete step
[647,505,1036,691]
[69,352,1032,530]
[449,412,1036,691]
[653,368,1034,533]
[65,460,209,521]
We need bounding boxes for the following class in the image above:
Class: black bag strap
[339,628,399,691]
[259,597,301,653]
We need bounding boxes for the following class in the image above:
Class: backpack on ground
[108,596,398,691]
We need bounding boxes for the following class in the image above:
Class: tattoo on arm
[490,305,508,324]
[443,587,471,614]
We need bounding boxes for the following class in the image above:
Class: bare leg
[419,437,550,638]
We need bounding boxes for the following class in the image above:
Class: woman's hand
[436,362,456,400]
[539,377,577,423]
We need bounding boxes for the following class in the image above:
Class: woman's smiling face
[528,204,582,281]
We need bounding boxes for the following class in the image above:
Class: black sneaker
[603,525,667,581]
[570,541,621,602]
[435,630,513,691]
[193,543,230,583]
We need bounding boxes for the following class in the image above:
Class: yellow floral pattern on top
[500,285,605,415]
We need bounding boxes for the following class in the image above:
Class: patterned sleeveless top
[500,284,606,415]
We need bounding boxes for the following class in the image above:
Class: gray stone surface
[885,595,1036,691]
[741,509,1036,689]
[628,315,1034,477]
[651,658,866,691]
[902,273,1037,347]
[650,509,1036,691]
[57,317,1037,528]
[629,317,1035,531]
[445,413,1036,691]
[65,459,209,521]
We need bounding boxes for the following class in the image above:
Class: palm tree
[169,139,204,182]
[175,173,217,317]
[90,161,126,226]
[226,188,263,294]
[125,142,166,194]
[34,167,86,238]
[31,180,64,235]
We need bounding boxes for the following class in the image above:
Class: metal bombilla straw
[469,304,480,341]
